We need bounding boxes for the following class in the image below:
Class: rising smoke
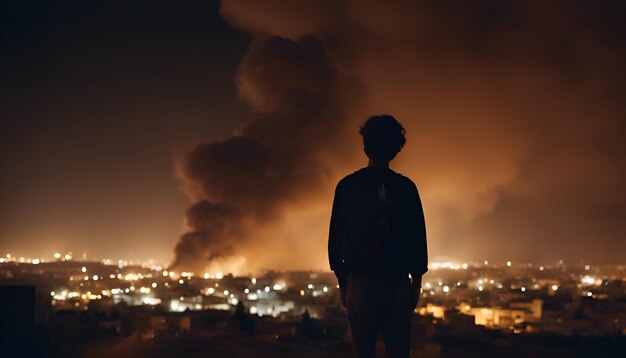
[171,35,365,273]
[172,0,626,273]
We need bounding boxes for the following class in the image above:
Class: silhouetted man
[328,115,428,357]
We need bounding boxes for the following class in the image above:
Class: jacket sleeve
[409,182,428,278]
[328,179,349,287]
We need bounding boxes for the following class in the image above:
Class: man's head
[360,115,406,162]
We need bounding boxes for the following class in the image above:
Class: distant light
[50,291,55,296]
[464,305,471,311]
[84,276,89,281]
[539,266,544,271]
[521,287,526,292]
[273,284,282,291]
[92,275,98,281]
[323,286,328,292]
[203,273,210,279]
[478,286,484,291]
[82,267,87,273]
[483,260,489,266]
[300,290,305,296]
[0,258,4,263]
[584,265,590,271]
[64,254,72,260]
[129,286,135,291]
[163,270,168,277]
[250,306,258,315]
[32,258,40,265]
[178,279,184,284]
[54,253,61,259]
[443,286,450,293]
[307,284,313,289]
[587,292,592,297]
[244,288,249,294]
[551,285,558,291]
[207,288,214,294]
[462,263,468,270]
[264,286,270,292]
[216,272,223,279]
[152,283,157,288]
[224,290,229,295]
[251,278,256,284]
[581,276,595,285]
[506,261,512,267]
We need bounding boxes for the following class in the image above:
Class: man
[328,115,428,357]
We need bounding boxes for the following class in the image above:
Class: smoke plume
[171,35,364,273]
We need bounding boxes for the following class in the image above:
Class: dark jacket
[328,167,428,287]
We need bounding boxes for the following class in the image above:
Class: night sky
[1,1,625,272]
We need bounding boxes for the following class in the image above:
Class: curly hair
[359,115,406,162]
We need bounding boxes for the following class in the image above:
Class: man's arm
[408,182,428,285]
[328,179,349,288]
[408,182,427,310]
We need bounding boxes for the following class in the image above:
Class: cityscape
[2,252,625,356]
[3,0,625,357]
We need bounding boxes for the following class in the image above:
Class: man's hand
[410,275,422,311]
[340,286,347,308]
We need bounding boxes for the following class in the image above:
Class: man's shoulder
[393,171,418,190]
[336,172,359,189]
[336,168,417,190]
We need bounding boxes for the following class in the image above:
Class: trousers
[346,274,413,358]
